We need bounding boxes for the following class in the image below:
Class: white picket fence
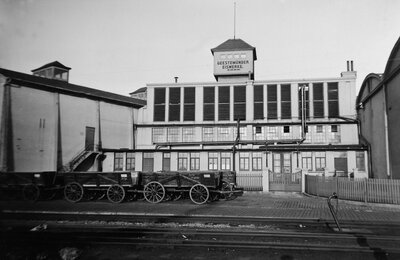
[236,172,263,191]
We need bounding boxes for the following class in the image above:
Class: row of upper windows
[152,125,341,144]
[153,83,339,122]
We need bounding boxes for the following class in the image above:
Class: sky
[1,0,399,96]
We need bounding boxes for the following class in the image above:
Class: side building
[133,39,368,192]
[357,36,400,179]
[0,61,145,173]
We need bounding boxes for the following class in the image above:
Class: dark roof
[31,61,71,72]
[0,67,146,108]
[130,87,147,95]
[211,39,257,60]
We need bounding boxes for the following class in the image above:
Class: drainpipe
[232,119,240,172]
[383,84,392,179]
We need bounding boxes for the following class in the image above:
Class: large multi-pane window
[178,153,188,171]
[298,83,310,119]
[154,88,166,121]
[184,87,195,121]
[221,152,231,170]
[167,128,180,142]
[152,128,166,143]
[315,152,326,171]
[281,84,291,119]
[234,85,246,121]
[217,127,231,141]
[142,152,154,172]
[114,152,124,171]
[233,126,247,141]
[163,153,170,171]
[126,152,135,171]
[182,127,195,142]
[169,88,180,121]
[254,85,264,120]
[328,125,341,143]
[252,152,263,171]
[267,84,277,119]
[314,125,326,143]
[313,83,324,118]
[208,152,218,170]
[328,82,339,118]
[203,86,215,121]
[239,152,250,171]
[218,86,230,121]
[356,151,366,171]
[253,126,264,140]
[190,152,200,170]
[203,127,214,142]
[302,152,313,171]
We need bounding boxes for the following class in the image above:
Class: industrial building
[357,36,400,179]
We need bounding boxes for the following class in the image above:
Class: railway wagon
[0,171,61,201]
[63,170,243,205]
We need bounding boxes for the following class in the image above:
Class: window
[254,126,264,140]
[221,152,231,170]
[252,152,263,171]
[267,126,278,140]
[184,87,195,121]
[152,128,166,143]
[254,85,264,120]
[182,127,195,142]
[314,125,326,143]
[169,88,180,121]
[218,86,230,121]
[154,88,166,121]
[178,153,188,171]
[239,152,250,170]
[208,152,218,170]
[328,82,339,117]
[267,85,277,119]
[298,84,310,119]
[313,83,324,118]
[142,152,154,172]
[281,84,291,119]
[163,153,170,171]
[114,152,124,171]
[167,128,180,142]
[217,127,231,141]
[315,152,326,171]
[203,127,214,142]
[356,151,366,171]
[331,125,338,132]
[190,152,200,170]
[316,125,323,133]
[233,126,247,141]
[126,152,135,171]
[329,125,340,143]
[302,152,312,171]
[234,86,246,121]
[283,126,290,133]
[203,87,215,121]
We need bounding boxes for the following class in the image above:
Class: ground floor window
[356,151,366,171]
[142,152,154,172]
[208,152,218,170]
[239,152,250,171]
[126,152,135,171]
[302,152,313,171]
[315,152,326,171]
[163,153,170,171]
[178,152,188,171]
[221,152,231,170]
[252,152,263,171]
[114,152,124,171]
[190,152,200,170]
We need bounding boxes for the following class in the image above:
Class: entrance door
[334,158,348,177]
[269,153,301,192]
[85,127,95,151]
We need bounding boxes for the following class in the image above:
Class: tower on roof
[211,38,257,82]
[32,61,71,82]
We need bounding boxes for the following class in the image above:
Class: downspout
[97,101,103,171]
[383,84,391,178]
[232,119,240,172]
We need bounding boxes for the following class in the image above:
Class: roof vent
[31,61,71,82]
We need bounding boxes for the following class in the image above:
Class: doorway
[85,127,95,151]
[269,153,301,192]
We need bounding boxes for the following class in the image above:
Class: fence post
[336,176,339,196]
[364,178,368,203]
[301,171,305,193]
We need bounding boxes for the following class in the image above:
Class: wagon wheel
[189,184,209,205]
[22,184,40,202]
[64,182,84,203]
[107,184,126,203]
[221,181,236,200]
[144,181,165,203]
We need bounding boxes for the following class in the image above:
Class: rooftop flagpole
[234,2,236,39]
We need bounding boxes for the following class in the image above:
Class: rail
[327,192,342,232]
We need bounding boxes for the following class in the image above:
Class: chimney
[350,60,354,71]
[347,61,350,71]
[174,77,178,83]
[341,60,357,78]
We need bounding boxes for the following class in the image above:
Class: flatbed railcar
[62,170,243,204]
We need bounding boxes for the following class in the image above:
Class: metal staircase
[61,145,100,172]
